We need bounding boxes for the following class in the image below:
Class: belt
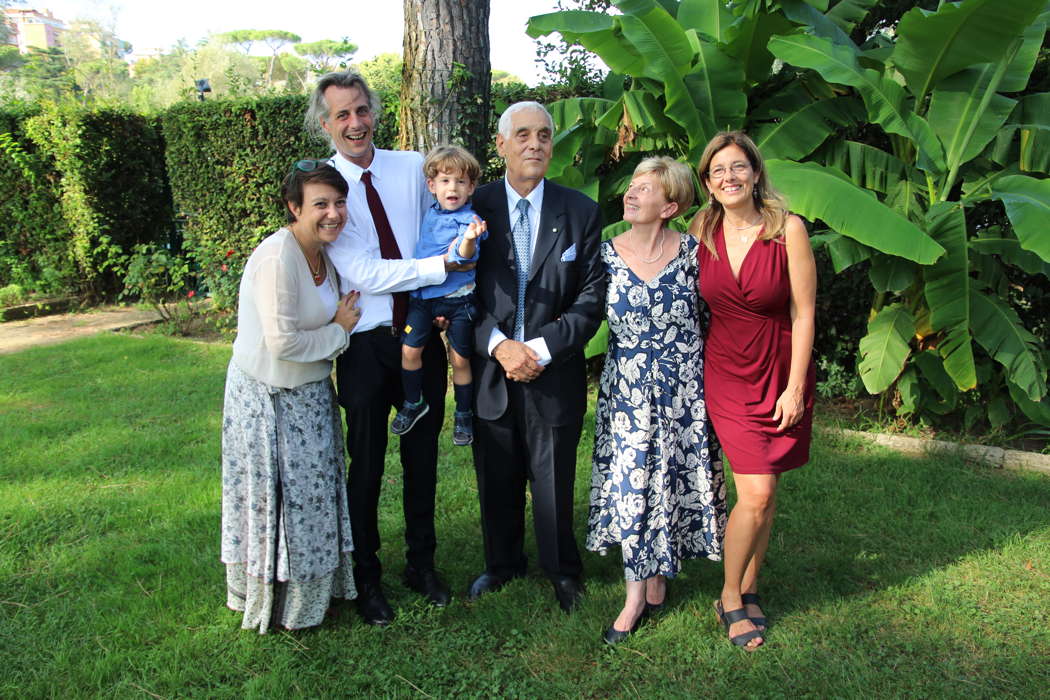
[364,325,400,338]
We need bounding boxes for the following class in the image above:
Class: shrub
[22,105,172,298]
[0,105,74,295]
[121,243,198,334]
[0,283,25,306]
[161,95,322,310]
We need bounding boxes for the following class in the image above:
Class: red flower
[226,249,234,258]
[187,290,196,298]
[221,264,228,272]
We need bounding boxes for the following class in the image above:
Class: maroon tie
[360,170,407,331]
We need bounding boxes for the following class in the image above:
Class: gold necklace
[292,230,325,284]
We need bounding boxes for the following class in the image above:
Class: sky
[31,0,570,85]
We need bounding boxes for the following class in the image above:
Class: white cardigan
[231,228,349,388]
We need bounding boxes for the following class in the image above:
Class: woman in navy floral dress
[587,157,726,644]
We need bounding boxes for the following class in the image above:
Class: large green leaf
[780,0,854,47]
[1012,93,1050,174]
[922,201,976,390]
[1000,19,1047,92]
[969,237,1050,278]
[970,289,1046,401]
[616,0,695,75]
[677,0,734,42]
[990,175,1050,263]
[913,350,960,414]
[818,139,908,194]
[752,96,865,161]
[527,12,644,76]
[825,0,878,34]
[868,255,917,293]
[824,233,872,272]
[768,33,946,173]
[682,40,748,150]
[891,0,1045,101]
[1007,379,1050,427]
[859,303,914,394]
[766,159,944,263]
[928,66,1017,190]
[726,11,794,84]
[884,178,925,223]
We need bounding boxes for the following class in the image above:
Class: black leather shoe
[603,617,641,645]
[403,566,451,607]
[551,576,583,613]
[356,583,394,626]
[466,572,509,601]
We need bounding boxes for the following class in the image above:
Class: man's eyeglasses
[707,162,751,180]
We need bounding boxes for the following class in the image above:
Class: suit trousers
[472,379,583,581]
[335,326,447,585]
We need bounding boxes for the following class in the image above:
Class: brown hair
[281,162,348,223]
[631,156,695,221]
[688,131,788,258]
[423,144,482,183]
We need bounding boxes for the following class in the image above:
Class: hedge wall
[0,105,171,298]
[0,105,72,295]
[161,96,331,309]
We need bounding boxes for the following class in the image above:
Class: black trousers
[335,326,447,585]
[471,380,583,580]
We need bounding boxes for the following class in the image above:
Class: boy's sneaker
[452,410,474,446]
[391,400,429,435]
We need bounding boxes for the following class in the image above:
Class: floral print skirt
[220,361,356,633]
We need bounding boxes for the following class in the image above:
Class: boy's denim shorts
[403,294,476,358]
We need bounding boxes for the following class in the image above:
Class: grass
[1,333,1048,698]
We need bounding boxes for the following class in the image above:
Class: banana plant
[528,0,1050,428]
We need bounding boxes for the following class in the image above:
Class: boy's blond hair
[423,145,482,182]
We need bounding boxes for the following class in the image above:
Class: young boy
[391,145,487,446]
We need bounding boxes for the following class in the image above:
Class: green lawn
[1,334,1048,698]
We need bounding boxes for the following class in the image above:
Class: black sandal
[741,593,767,629]
[714,600,764,649]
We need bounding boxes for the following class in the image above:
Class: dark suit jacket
[471,178,606,425]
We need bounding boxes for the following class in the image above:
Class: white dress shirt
[325,149,447,333]
[486,177,552,365]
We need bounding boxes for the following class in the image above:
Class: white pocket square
[560,244,576,262]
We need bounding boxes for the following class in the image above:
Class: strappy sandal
[741,592,767,629]
[713,600,764,649]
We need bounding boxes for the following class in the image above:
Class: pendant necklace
[729,215,762,243]
[293,230,325,284]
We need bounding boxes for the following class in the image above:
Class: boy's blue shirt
[412,201,487,299]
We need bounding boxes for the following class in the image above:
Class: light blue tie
[512,198,531,339]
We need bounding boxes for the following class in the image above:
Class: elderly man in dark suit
[466,101,605,612]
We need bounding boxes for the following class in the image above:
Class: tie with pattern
[361,170,407,331]
[512,198,531,339]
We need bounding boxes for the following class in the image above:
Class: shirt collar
[504,177,544,214]
[330,147,383,184]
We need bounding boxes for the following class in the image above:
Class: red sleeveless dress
[697,224,815,474]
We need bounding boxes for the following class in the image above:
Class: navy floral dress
[586,235,726,581]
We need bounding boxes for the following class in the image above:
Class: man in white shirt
[306,71,458,626]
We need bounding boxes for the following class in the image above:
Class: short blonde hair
[632,156,695,220]
[423,145,481,183]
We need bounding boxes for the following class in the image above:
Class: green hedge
[0,105,72,295]
[23,105,171,298]
[162,96,331,309]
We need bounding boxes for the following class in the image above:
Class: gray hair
[304,71,380,145]
[497,101,554,140]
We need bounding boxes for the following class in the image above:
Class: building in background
[4,7,66,53]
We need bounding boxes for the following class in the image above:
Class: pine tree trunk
[399,0,491,158]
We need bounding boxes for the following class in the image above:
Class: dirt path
[0,305,160,355]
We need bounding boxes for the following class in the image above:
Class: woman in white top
[221,161,362,633]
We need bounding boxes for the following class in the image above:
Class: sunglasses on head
[293,159,328,173]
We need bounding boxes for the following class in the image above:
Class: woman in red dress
[691,132,816,650]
